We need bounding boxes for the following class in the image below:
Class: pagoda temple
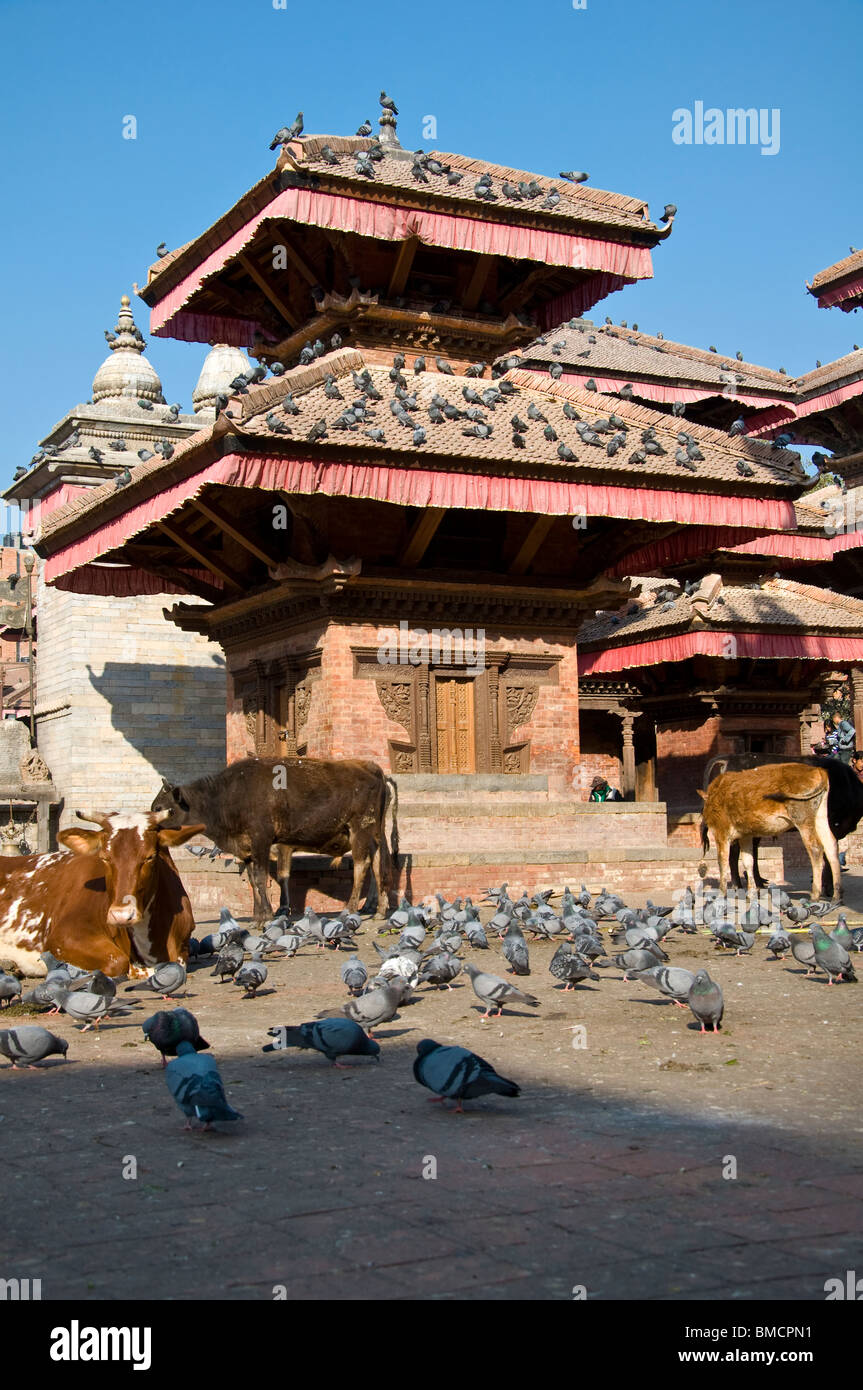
[32,105,821,901]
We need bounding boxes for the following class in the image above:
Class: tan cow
[0,811,204,977]
[698,763,841,902]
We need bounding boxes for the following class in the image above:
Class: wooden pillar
[799,703,822,754]
[852,669,863,750]
[417,670,432,772]
[488,665,502,773]
[620,713,636,800]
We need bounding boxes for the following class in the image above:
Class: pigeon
[356,119,373,137]
[766,928,792,959]
[375,955,420,989]
[211,941,244,982]
[435,357,454,375]
[54,988,130,1031]
[126,961,187,999]
[614,948,664,980]
[413,1039,519,1112]
[417,953,462,990]
[502,922,531,976]
[785,901,811,925]
[464,963,539,1019]
[323,984,402,1037]
[548,943,599,991]
[811,925,857,984]
[660,203,677,222]
[155,243,168,258]
[0,972,22,1007]
[633,965,695,1007]
[341,955,368,996]
[234,961,268,996]
[142,1009,209,1067]
[269,113,303,149]
[687,970,724,1033]
[830,916,854,955]
[274,932,303,957]
[164,1042,242,1130]
[320,144,340,165]
[0,1026,68,1068]
[465,920,489,949]
[791,936,817,975]
[560,171,589,183]
[264,1018,379,1066]
[380,91,398,114]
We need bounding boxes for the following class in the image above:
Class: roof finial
[378,90,400,148]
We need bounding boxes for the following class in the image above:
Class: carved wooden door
[435,678,476,773]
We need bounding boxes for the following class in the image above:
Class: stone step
[395,801,669,852]
[392,772,551,803]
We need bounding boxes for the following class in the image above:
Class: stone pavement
[2,869,862,1301]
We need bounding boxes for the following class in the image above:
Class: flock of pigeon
[1,874,857,1126]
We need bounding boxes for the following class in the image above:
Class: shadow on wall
[86,659,228,789]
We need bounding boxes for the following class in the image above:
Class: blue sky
[1,0,860,482]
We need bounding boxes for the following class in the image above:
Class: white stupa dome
[192,343,254,413]
[91,296,165,404]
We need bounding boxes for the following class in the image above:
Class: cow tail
[700,818,710,855]
[385,775,399,883]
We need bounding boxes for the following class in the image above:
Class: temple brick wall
[35,574,226,826]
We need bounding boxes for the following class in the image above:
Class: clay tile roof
[37,348,805,548]
[579,574,863,648]
[292,136,658,234]
[145,240,194,284]
[794,349,863,397]
[809,247,863,293]
[516,324,793,395]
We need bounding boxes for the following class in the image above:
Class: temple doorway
[434,676,476,773]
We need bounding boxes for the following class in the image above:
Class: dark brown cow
[151,757,398,919]
[698,764,842,901]
[0,811,204,977]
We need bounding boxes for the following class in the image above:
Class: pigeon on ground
[211,942,244,981]
[548,943,599,991]
[264,1018,379,1066]
[785,901,811,925]
[687,970,724,1033]
[341,955,368,996]
[811,924,857,984]
[54,989,131,1031]
[791,936,817,975]
[0,973,22,1007]
[413,1039,519,1112]
[766,928,792,960]
[465,920,489,949]
[164,1042,242,1130]
[126,961,187,999]
[633,965,695,1007]
[374,955,420,989]
[464,963,539,1019]
[614,947,664,980]
[142,1008,209,1066]
[829,915,853,953]
[0,1025,68,1068]
[417,952,462,990]
[234,961,268,996]
[321,984,401,1037]
[502,922,531,975]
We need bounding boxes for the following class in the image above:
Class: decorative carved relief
[393,748,416,772]
[504,748,524,773]
[19,750,51,783]
[295,684,312,730]
[505,685,539,735]
[377,681,413,736]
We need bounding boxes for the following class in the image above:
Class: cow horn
[75,809,114,829]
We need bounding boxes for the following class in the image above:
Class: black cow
[703,754,863,894]
[151,757,398,919]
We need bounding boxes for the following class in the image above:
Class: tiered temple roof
[807,248,863,312]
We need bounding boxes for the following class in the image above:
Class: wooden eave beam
[497,265,549,314]
[191,496,280,567]
[273,224,325,286]
[154,520,245,592]
[508,515,556,575]
[398,507,447,567]
[462,254,494,311]
[237,252,300,330]
[388,236,419,296]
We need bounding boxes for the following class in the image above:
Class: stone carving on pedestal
[19,750,51,783]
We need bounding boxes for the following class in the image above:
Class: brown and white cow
[0,811,204,977]
[698,763,842,901]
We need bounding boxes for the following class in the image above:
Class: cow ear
[58,828,105,856]
[157,823,208,850]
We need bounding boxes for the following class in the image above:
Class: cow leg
[347,828,374,914]
[715,833,732,896]
[247,859,273,921]
[750,837,767,888]
[796,821,828,902]
[729,840,743,890]
[738,837,757,899]
[813,797,842,903]
[275,845,293,911]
